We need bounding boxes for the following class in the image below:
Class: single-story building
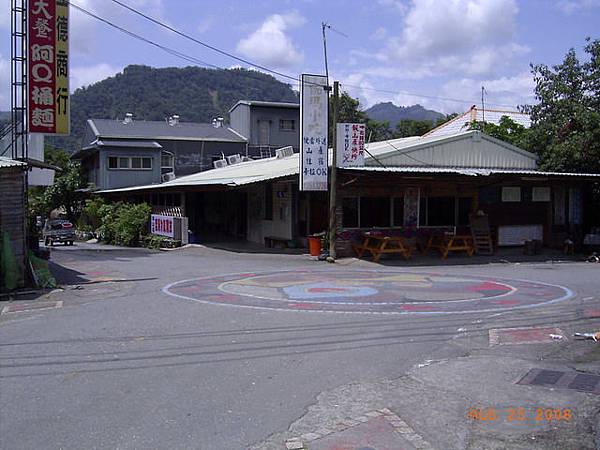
[0,157,27,290]
[96,129,600,256]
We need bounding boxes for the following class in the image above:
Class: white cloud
[71,63,121,91]
[556,0,600,13]
[377,0,409,14]
[197,15,215,34]
[378,0,526,77]
[236,11,306,68]
[370,27,388,41]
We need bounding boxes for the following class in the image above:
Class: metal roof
[0,157,27,169]
[228,100,300,112]
[343,166,600,178]
[88,118,247,143]
[423,106,531,139]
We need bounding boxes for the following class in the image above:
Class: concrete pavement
[1,242,599,449]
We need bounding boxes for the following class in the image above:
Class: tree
[44,144,70,171]
[42,162,85,221]
[395,119,434,138]
[470,116,530,149]
[524,38,600,173]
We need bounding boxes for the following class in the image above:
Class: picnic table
[352,232,414,262]
[424,233,475,259]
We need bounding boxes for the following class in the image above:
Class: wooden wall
[0,167,26,289]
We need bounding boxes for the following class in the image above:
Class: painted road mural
[163,270,573,315]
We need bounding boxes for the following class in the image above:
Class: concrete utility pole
[328,80,339,261]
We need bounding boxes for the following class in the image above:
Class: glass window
[279,119,295,131]
[342,197,359,228]
[108,157,118,169]
[264,184,273,220]
[118,157,129,169]
[161,154,174,169]
[142,158,152,169]
[427,196,455,226]
[131,157,142,169]
[393,197,404,227]
[360,197,391,228]
[457,197,473,226]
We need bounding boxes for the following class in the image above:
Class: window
[502,186,521,202]
[161,152,174,172]
[107,156,153,170]
[342,196,393,228]
[360,197,391,228]
[427,197,455,226]
[279,119,295,131]
[392,197,404,227]
[264,183,273,220]
[342,197,359,228]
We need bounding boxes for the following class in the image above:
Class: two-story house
[229,101,299,158]
[73,114,247,191]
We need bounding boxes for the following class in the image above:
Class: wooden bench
[264,236,289,248]
[424,234,475,259]
[352,234,413,262]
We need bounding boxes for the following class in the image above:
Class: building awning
[342,166,600,178]
[0,156,27,169]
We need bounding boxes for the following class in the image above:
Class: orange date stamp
[467,407,572,423]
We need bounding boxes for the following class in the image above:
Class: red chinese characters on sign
[29,0,56,133]
[28,0,69,134]
[151,214,175,238]
[336,123,365,167]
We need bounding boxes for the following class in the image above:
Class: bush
[78,197,106,232]
[96,202,121,243]
[113,203,152,246]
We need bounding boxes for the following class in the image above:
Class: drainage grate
[530,370,565,386]
[518,369,600,394]
[568,374,600,393]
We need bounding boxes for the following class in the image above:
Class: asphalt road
[1,244,599,449]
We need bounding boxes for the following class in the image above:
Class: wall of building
[167,140,247,176]
[247,181,293,244]
[0,167,26,289]
[247,106,299,156]
[99,148,161,190]
[229,104,251,140]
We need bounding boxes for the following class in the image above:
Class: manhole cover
[518,369,600,394]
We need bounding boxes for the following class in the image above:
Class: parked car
[43,219,76,246]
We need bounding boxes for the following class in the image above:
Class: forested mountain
[364,102,444,129]
[48,65,299,153]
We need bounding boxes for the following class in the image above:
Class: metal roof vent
[123,113,133,124]
[168,115,180,126]
[212,117,224,128]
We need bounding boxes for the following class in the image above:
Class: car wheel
[68,241,74,246]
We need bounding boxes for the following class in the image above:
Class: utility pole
[328,80,339,261]
[321,22,329,84]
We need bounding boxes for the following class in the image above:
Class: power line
[75,0,528,110]
[107,0,299,83]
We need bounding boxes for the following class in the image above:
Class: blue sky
[1,0,599,114]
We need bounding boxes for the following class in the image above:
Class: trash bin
[307,236,322,256]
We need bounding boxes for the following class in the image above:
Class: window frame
[341,196,402,229]
[279,119,295,132]
[107,156,153,171]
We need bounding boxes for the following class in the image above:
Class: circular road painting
[163,270,573,315]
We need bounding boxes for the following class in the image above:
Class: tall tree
[470,116,530,149]
[524,38,600,173]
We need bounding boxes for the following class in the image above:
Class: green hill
[364,102,444,129]
[49,64,299,153]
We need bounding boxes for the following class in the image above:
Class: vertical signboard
[300,74,328,191]
[336,123,365,167]
[28,0,69,135]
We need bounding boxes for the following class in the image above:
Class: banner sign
[151,214,174,238]
[336,123,365,167]
[300,74,328,191]
[28,0,70,135]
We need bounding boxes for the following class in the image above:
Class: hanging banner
[336,123,365,167]
[300,74,328,191]
[28,0,70,135]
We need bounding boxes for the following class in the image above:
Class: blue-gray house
[74,114,248,190]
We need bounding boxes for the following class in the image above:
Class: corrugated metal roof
[88,118,247,142]
[228,100,300,112]
[0,157,27,169]
[423,106,530,139]
[343,166,600,177]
